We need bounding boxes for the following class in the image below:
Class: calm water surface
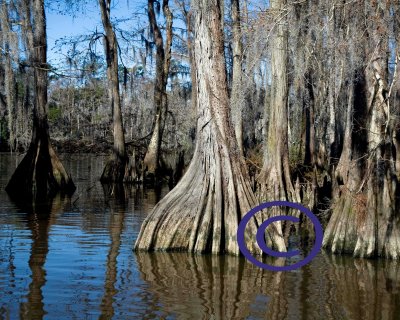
[0,154,399,320]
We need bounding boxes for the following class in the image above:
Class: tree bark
[143,0,173,179]
[135,0,286,254]
[258,0,298,204]
[327,2,337,164]
[1,1,16,152]
[230,0,244,155]
[323,76,363,255]
[324,1,400,259]
[6,0,75,199]
[98,0,136,183]
[177,1,197,119]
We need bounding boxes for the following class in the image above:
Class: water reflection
[136,253,288,319]
[16,194,71,319]
[99,184,126,319]
[0,154,399,319]
[323,255,400,320]
[136,252,400,320]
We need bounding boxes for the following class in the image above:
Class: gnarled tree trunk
[6,0,75,199]
[323,1,400,259]
[135,0,286,254]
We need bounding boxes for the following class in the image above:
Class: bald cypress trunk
[143,0,173,179]
[323,1,400,259]
[135,0,286,254]
[6,0,75,199]
[258,0,298,204]
[98,0,136,183]
[1,1,16,152]
[230,0,244,155]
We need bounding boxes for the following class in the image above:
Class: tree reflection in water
[99,183,126,320]
[136,252,288,319]
[13,193,71,320]
[323,255,400,320]
[1,152,398,320]
[136,252,400,320]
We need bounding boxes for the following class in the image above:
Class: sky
[45,0,149,66]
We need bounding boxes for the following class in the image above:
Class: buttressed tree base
[135,0,286,255]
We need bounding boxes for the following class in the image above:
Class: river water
[0,154,399,319]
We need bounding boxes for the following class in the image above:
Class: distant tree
[6,0,75,199]
[98,0,136,183]
[142,0,173,180]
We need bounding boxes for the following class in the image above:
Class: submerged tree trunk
[98,0,135,183]
[143,0,173,179]
[324,1,400,259]
[258,0,297,203]
[6,0,75,199]
[135,0,286,254]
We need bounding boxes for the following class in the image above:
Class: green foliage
[48,103,62,121]
[16,81,26,100]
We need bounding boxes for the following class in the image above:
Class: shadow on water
[8,193,72,320]
[135,252,400,320]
